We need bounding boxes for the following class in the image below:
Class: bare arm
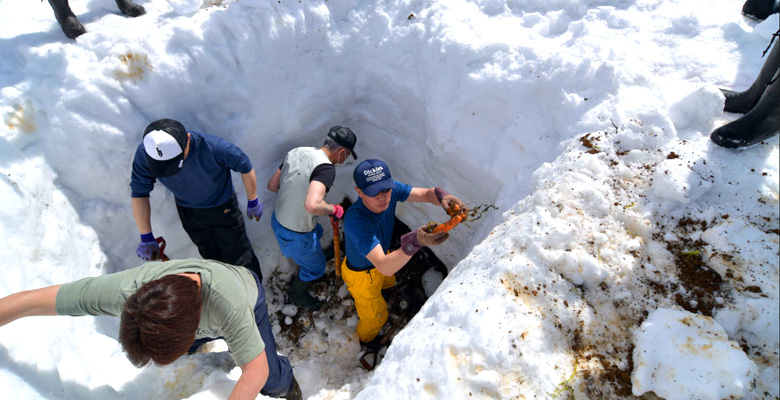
[266,168,281,193]
[228,350,270,400]
[240,168,258,201]
[304,181,338,216]
[406,187,440,205]
[0,285,61,327]
[131,197,153,234]
[366,244,413,277]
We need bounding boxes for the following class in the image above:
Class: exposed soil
[564,131,748,399]
[580,132,602,154]
[572,329,635,398]
[648,217,731,317]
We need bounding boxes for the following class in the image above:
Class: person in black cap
[266,126,357,310]
[130,118,264,280]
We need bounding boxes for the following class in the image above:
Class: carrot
[432,214,464,233]
[447,203,461,216]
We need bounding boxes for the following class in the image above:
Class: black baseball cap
[142,119,188,178]
[327,126,358,159]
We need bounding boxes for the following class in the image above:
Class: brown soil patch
[572,329,634,397]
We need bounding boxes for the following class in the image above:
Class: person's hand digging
[247,198,263,221]
[137,233,160,260]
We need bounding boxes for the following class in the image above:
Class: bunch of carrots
[429,202,469,233]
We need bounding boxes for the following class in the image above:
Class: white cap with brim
[143,130,184,177]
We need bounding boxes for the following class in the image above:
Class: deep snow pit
[1,1,779,400]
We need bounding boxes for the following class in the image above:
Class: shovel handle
[330,216,341,277]
[155,237,170,262]
[359,350,379,371]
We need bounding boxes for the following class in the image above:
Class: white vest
[275,147,332,232]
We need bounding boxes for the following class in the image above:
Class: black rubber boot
[741,0,780,21]
[116,0,146,17]
[283,377,302,400]
[48,0,86,39]
[289,276,322,311]
[359,334,386,351]
[711,72,779,148]
[722,40,780,114]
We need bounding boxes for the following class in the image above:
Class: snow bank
[632,308,757,400]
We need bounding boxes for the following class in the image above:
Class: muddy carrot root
[432,214,464,233]
[447,203,461,216]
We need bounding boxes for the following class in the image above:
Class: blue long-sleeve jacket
[130,131,253,208]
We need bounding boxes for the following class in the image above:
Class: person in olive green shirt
[0,259,300,400]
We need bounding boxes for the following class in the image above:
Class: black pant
[177,195,263,281]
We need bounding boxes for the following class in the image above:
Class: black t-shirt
[311,164,336,190]
[278,162,335,191]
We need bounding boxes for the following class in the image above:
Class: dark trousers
[176,195,263,281]
[189,270,294,397]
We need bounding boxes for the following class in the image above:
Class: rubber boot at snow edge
[48,0,86,39]
[116,0,146,17]
[712,72,780,148]
[722,40,780,114]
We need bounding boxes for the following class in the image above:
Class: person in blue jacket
[130,119,263,279]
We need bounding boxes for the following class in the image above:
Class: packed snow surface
[632,308,757,399]
[0,0,777,399]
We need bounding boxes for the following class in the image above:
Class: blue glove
[137,232,160,260]
[247,198,263,221]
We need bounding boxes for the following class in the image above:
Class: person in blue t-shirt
[342,159,465,348]
[130,119,263,280]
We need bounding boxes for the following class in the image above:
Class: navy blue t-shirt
[343,180,413,270]
[130,131,253,208]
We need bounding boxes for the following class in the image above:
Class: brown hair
[119,274,202,367]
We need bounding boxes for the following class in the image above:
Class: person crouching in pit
[342,159,465,349]
[0,259,302,400]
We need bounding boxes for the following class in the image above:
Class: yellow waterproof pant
[341,258,396,342]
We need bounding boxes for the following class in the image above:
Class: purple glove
[400,223,449,256]
[247,198,263,221]
[137,232,160,261]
